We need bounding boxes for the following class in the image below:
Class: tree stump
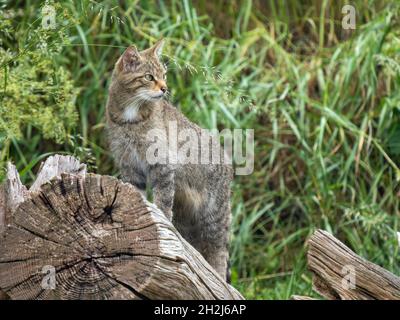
[0,155,243,300]
[293,229,400,300]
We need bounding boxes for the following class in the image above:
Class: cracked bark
[0,155,243,300]
[293,229,400,300]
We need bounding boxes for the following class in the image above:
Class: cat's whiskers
[122,89,167,123]
[164,90,172,102]
[121,92,151,122]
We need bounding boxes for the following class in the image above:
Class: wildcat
[105,40,232,280]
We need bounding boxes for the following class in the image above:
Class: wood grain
[293,229,400,300]
[0,155,242,300]
[30,154,87,192]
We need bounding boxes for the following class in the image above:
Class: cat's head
[114,39,167,101]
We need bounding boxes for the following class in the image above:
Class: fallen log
[294,229,400,300]
[0,155,243,300]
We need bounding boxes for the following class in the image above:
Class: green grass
[1,0,400,299]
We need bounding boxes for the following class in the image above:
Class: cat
[105,40,232,280]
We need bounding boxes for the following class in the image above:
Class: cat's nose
[160,86,167,93]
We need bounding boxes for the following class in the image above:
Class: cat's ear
[149,39,165,59]
[118,45,141,72]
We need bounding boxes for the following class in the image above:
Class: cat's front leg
[148,164,175,220]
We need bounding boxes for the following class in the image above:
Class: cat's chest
[109,117,168,171]
[110,129,148,172]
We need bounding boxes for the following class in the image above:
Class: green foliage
[1,0,399,299]
[0,48,78,142]
[0,4,79,177]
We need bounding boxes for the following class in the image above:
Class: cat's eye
[144,74,154,81]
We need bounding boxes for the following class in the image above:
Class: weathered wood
[1,156,85,232]
[0,163,29,300]
[30,155,87,192]
[291,295,316,300]
[298,229,400,300]
[0,155,242,300]
[0,185,5,233]
[3,162,28,227]
[0,185,7,299]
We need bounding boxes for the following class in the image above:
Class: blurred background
[0,0,399,299]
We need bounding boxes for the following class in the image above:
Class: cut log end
[1,173,149,299]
